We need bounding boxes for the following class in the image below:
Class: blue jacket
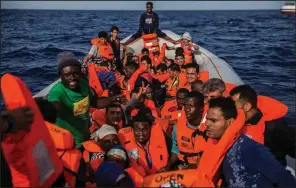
[222,134,296,187]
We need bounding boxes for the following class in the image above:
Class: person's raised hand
[2,106,34,133]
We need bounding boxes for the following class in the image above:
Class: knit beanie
[56,51,81,75]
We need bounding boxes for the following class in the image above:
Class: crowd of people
[1,1,296,187]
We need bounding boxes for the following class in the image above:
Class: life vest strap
[63,167,78,177]
[179,151,203,157]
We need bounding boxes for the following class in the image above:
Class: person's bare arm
[83,54,93,65]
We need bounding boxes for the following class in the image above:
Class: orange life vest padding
[176,109,207,164]
[125,167,144,187]
[224,82,237,96]
[57,148,82,188]
[243,116,266,144]
[118,124,168,175]
[83,140,105,173]
[193,110,245,187]
[128,65,147,92]
[91,38,114,60]
[91,38,100,45]
[181,42,193,64]
[143,169,197,187]
[88,62,104,96]
[199,71,209,83]
[97,43,114,60]
[45,121,74,150]
[257,95,288,121]
[0,73,63,187]
[142,33,160,53]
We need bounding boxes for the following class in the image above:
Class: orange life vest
[45,121,82,188]
[165,76,179,97]
[224,82,237,96]
[88,63,104,96]
[118,124,168,175]
[0,73,63,187]
[176,110,207,166]
[143,169,197,187]
[125,167,144,187]
[82,140,105,187]
[142,33,160,53]
[91,38,114,61]
[160,100,181,135]
[192,110,245,187]
[243,95,288,145]
[131,99,160,118]
[181,42,193,64]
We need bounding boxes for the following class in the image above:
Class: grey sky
[1,1,285,10]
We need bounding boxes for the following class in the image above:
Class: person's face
[191,83,203,92]
[206,107,233,139]
[99,134,119,152]
[186,68,198,83]
[132,56,139,64]
[184,97,202,121]
[146,4,153,13]
[156,69,166,75]
[124,67,135,78]
[111,30,118,38]
[165,60,172,67]
[133,122,151,144]
[106,107,123,127]
[175,56,185,66]
[143,51,149,56]
[204,90,223,104]
[106,155,126,169]
[182,39,190,45]
[99,37,107,45]
[168,68,178,79]
[145,86,153,100]
[231,93,251,114]
[176,92,187,109]
[61,66,80,91]
[141,60,150,69]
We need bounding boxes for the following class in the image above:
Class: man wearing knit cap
[48,52,122,148]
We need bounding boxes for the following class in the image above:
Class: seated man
[48,52,122,148]
[84,124,120,185]
[123,1,175,46]
[118,107,168,175]
[161,91,207,171]
[205,97,296,187]
[167,32,199,64]
[161,88,189,136]
[230,85,295,167]
[202,78,227,104]
[179,63,200,91]
[83,31,114,65]
[156,63,167,75]
[165,63,181,97]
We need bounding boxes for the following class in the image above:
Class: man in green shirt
[48,52,122,148]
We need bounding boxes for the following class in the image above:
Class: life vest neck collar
[245,109,263,125]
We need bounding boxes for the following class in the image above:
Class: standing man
[123,2,176,45]
[109,26,123,74]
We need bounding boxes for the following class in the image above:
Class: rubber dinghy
[33,30,294,176]
[34,30,244,98]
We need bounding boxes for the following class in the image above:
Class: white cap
[90,124,117,142]
[180,32,192,41]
